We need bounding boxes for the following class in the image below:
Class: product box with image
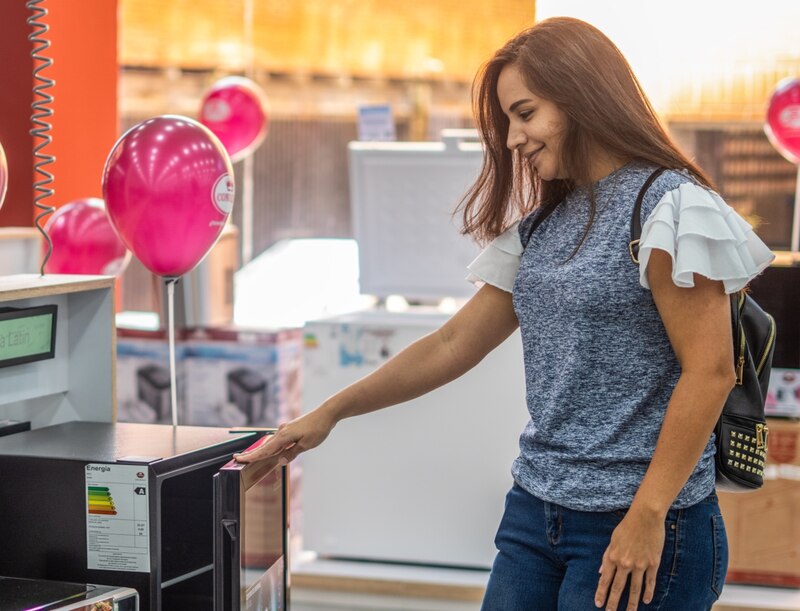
[766,367,800,418]
[182,327,303,428]
[116,328,187,424]
[719,417,800,587]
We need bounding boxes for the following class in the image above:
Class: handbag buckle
[756,423,768,451]
[628,239,640,264]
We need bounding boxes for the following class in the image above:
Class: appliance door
[213,452,288,611]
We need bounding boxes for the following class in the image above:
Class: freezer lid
[213,442,287,611]
[348,129,483,300]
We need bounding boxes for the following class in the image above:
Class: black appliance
[0,422,287,611]
[749,264,800,369]
[0,576,138,611]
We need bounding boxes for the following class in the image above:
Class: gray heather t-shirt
[511,160,715,512]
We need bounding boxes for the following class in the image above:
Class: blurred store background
[109,0,800,327]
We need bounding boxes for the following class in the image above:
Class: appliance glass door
[0,577,139,611]
[0,577,90,611]
[214,452,287,611]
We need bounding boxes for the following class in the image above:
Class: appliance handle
[220,518,239,610]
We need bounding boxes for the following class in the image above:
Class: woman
[236,17,773,610]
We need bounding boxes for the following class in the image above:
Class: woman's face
[497,64,567,181]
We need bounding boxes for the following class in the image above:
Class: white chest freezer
[301,310,528,569]
[348,129,483,301]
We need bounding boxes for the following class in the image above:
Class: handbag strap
[520,201,558,250]
[629,167,667,264]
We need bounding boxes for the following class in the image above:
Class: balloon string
[27,0,56,276]
[242,154,254,264]
[792,165,800,254]
[242,0,255,265]
[166,278,180,428]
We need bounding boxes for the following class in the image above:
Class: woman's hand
[233,408,337,465]
[594,508,665,610]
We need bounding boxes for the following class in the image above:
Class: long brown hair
[458,16,714,246]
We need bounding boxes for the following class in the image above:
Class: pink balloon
[765,77,800,165]
[43,198,131,276]
[0,140,7,211]
[200,76,269,162]
[102,115,235,278]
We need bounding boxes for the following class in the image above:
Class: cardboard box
[766,368,800,419]
[182,327,302,427]
[719,417,800,587]
[116,328,186,424]
[117,326,302,428]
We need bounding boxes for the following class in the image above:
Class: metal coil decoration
[27,0,55,276]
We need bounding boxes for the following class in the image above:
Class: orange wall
[0,0,118,227]
[46,0,119,211]
[0,1,36,227]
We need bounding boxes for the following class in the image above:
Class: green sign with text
[0,305,57,368]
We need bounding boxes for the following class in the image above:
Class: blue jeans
[482,484,727,610]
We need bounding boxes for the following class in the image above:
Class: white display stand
[0,274,116,427]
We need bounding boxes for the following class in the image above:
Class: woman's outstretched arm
[235,283,519,465]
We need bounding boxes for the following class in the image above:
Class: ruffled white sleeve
[639,183,775,294]
[465,221,523,293]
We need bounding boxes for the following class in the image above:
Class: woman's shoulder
[630,163,709,218]
[652,166,704,196]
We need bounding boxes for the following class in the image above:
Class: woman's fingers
[625,569,645,611]
[643,567,657,605]
[595,551,615,607]
[232,409,336,464]
[234,428,295,463]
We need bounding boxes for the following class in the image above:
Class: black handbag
[630,168,776,492]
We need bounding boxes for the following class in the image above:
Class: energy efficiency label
[85,464,150,572]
